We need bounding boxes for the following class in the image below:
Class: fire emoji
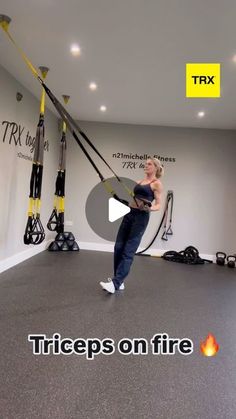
[200,334,219,357]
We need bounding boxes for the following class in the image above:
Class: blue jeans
[112,208,150,290]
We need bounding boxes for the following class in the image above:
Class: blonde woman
[100,158,163,294]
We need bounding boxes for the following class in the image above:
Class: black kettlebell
[216,252,226,266]
[227,255,236,268]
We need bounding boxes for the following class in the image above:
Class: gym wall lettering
[112,152,176,170]
[1,120,50,160]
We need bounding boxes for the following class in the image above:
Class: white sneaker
[109,278,125,290]
[99,280,115,294]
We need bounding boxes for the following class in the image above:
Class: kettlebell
[216,252,226,266]
[227,255,236,268]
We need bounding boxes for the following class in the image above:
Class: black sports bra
[133,181,155,202]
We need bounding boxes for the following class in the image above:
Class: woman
[100,158,163,294]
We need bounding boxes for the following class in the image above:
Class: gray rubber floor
[0,250,236,419]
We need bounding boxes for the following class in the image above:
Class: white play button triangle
[108,198,130,222]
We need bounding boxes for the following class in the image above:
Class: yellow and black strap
[47,95,69,233]
[0,15,137,207]
[24,66,49,244]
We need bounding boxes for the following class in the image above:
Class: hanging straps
[47,95,69,233]
[40,82,136,205]
[0,15,40,80]
[23,66,49,245]
[0,15,136,206]
[161,190,174,240]
[136,191,174,255]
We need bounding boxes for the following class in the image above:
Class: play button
[108,198,130,222]
[85,176,136,242]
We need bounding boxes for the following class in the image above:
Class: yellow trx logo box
[186,63,221,97]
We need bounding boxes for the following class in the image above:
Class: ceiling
[1,0,236,129]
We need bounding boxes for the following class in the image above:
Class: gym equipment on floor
[216,252,226,266]
[48,231,80,252]
[227,255,236,268]
[162,246,212,265]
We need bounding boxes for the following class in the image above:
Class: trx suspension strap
[37,82,139,207]
[161,191,174,240]
[23,66,49,245]
[0,14,138,207]
[47,95,69,233]
[136,190,174,256]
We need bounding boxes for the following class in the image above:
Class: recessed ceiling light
[232,55,236,63]
[70,44,81,56]
[100,105,107,112]
[89,82,97,91]
[198,111,205,118]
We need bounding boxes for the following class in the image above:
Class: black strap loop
[136,191,174,255]
[24,215,45,245]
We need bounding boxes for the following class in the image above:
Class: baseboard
[198,253,215,262]
[0,240,51,274]
[77,242,215,262]
[0,241,216,274]
[78,242,114,252]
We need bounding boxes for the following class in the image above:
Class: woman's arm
[150,181,163,211]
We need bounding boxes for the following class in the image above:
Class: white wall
[0,64,59,271]
[65,121,236,256]
[1,62,236,269]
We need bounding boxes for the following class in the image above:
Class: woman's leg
[114,213,132,276]
[112,211,149,290]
